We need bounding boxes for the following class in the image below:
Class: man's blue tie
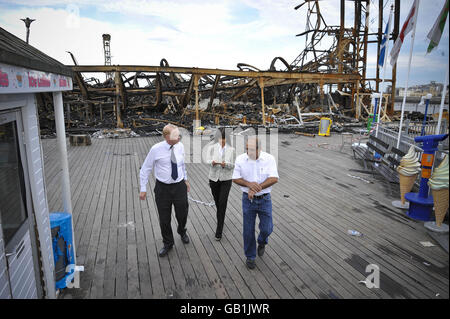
[170,145,178,180]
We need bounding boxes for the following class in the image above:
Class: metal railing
[382,119,448,148]
[373,123,448,163]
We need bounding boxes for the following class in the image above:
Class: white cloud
[0,0,447,86]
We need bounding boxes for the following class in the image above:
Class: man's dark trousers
[154,179,189,246]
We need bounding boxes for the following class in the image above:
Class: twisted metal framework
[56,1,399,130]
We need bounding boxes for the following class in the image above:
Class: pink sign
[0,62,72,94]
[0,70,8,87]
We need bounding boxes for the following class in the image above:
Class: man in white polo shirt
[139,124,190,257]
[232,135,279,269]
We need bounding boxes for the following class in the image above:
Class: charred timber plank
[118,72,128,109]
[181,76,194,109]
[74,71,90,100]
[152,73,162,108]
[208,75,221,110]
[138,118,188,128]
[230,78,258,101]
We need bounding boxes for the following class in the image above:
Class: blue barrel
[49,212,75,289]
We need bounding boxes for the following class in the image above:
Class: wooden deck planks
[41,133,449,299]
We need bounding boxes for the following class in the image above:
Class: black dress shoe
[159,245,173,257]
[246,258,256,269]
[181,233,190,244]
[257,244,265,257]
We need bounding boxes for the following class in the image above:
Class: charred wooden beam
[208,75,221,110]
[70,65,360,83]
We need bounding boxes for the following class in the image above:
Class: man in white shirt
[139,124,190,257]
[232,136,279,269]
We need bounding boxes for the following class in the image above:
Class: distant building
[396,81,448,98]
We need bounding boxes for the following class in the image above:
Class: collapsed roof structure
[35,0,402,136]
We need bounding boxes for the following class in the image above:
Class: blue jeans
[242,193,273,260]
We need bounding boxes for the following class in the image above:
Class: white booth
[0,27,74,299]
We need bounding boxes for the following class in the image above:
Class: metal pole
[421,94,432,136]
[21,18,35,44]
[53,92,76,264]
[376,5,394,137]
[396,0,420,149]
[376,0,383,92]
[436,63,449,134]
[390,0,401,116]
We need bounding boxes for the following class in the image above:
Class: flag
[427,0,449,53]
[390,0,419,67]
[378,11,393,68]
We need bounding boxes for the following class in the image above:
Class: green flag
[427,0,449,53]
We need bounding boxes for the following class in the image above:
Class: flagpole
[435,62,449,134]
[396,0,420,149]
[376,5,394,137]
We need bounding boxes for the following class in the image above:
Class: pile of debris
[91,128,140,139]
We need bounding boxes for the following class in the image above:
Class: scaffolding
[102,34,112,81]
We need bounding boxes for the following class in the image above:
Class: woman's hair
[216,127,228,143]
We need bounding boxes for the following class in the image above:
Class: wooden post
[194,74,200,123]
[319,80,325,112]
[85,103,89,122]
[114,71,123,128]
[338,0,345,91]
[66,102,70,128]
[355,81,360,119]
[259,77,266,125]
[362,0,369,83]
[351,87,355,114]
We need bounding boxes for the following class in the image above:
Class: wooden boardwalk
[41,133,449,299]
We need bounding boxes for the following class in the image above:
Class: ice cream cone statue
[396,146,421,205]
[428,155,449,227]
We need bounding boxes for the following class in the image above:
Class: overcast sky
[0,0,448,87]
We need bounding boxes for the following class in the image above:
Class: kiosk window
[0,121,28,245]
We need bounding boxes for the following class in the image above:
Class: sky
[0,0,448,88]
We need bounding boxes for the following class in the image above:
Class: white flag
[390,0,419,67]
